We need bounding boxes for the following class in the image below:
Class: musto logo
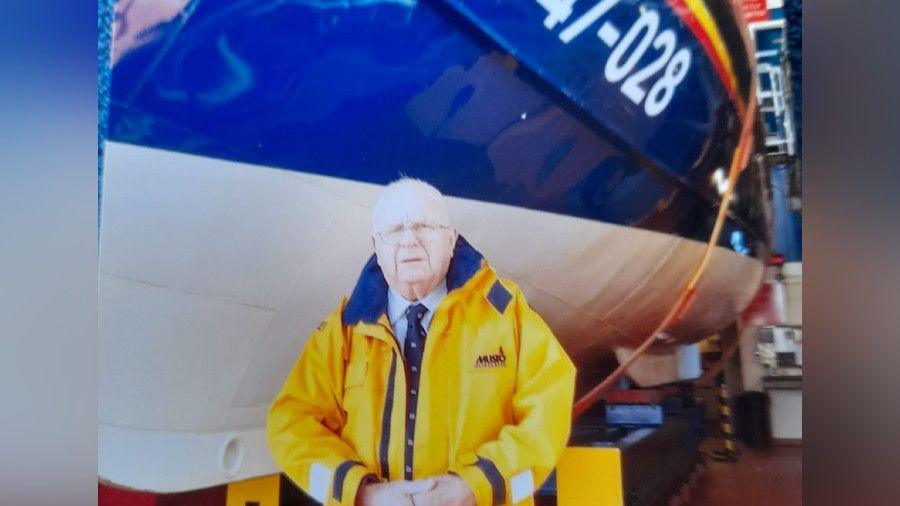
[474,346,507,369]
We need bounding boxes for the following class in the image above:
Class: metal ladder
[749,20,797,158]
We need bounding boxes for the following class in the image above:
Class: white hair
[372,178,452,231]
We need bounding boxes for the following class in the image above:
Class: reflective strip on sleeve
[510,469,535,503]
[309,462,331,503]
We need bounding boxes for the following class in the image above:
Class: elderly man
[267,179,576,506]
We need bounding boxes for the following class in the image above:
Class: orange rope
[572,6,758,418]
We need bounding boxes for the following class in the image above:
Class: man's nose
[399,225,421,247]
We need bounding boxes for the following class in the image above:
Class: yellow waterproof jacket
[267,237,576,506]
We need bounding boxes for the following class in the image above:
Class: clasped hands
[355,473,476,506]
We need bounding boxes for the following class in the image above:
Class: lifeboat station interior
[97,0,803,505]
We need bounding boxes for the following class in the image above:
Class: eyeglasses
[377,222,450,245]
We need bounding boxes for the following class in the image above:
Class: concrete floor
[689,443,802,505]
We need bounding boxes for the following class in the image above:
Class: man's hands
[355,474,475,506]
[355,478,434,506]
[411,474,476,506]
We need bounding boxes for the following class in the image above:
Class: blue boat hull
[108,0,768,252]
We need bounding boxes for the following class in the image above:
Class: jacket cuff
[451,457,506,506]
[329,461,376,506]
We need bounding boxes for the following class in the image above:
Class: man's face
[372,189,458,296]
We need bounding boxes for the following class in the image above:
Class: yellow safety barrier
[556,447,624,506]
[226,474,281,506]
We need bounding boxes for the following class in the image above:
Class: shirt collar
[388,281,448,327]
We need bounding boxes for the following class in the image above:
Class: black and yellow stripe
[713,371,740,462]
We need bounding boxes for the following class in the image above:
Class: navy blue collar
[342,235,484,325]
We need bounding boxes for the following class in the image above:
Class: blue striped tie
[405,303,428,360]
[403,303,427,479]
